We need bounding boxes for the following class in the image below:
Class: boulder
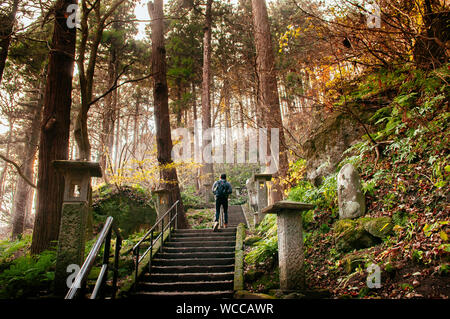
[361,216,393,239]
[337,163,366,219]
[333,219,380,253]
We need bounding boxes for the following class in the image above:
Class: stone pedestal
[55,202,88,295]
[52,160,102,296]
[262,200,315,291]
[152,188,170,230]
[254,173,272,225]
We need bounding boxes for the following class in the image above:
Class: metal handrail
[65,216,123,299]
[132,200,180,289]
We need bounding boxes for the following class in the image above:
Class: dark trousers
[215,197,228,224]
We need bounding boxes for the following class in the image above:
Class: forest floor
[243,65,449,299]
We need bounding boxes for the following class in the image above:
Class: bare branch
[0,154,36,188]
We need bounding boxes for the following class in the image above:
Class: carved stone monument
[337,163,366,219]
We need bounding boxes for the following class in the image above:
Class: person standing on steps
[212,174,232,231]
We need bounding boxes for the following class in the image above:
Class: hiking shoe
[213,222,219,232]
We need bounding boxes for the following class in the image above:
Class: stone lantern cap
[52,160,102,202]
[152,188,170,195]
[262,200,315,215]
[254,173,273,181]
[53,160,102,177]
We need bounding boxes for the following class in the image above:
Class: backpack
[215,180,228,198]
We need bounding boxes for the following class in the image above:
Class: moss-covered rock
[362,216,393,239]
[92,184,156,238]
[333,219,380,252]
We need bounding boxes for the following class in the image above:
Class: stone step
[169,236,235,242]
[171,232,236,238]
[150,265,235,274]
[165,240,235,247]
[137,280,233,292]
[174,228,236,234]
[163,246,235,253]
[143,272,234,282]
[156,251,235,259]
[133,290,234,298]
[152,257,235,266]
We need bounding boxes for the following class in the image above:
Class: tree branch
[0,154,36,188]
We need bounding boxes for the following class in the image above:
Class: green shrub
[0,250,56,299]
[0,235,32,264]
[245,236,278,265]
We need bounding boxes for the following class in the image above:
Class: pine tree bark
[100,44,119,178]
[31,0,77,254]
[251,0,288,202]
[11,77,44,239]
[0,0,20,84]
[192,82,200,191]
[200,0,214,198]
[148,0,188,229]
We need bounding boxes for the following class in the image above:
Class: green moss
[333,219,380,252]
[362,217,393,238]
[92,185,156,238]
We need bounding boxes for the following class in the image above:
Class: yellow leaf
[440,231,448,242]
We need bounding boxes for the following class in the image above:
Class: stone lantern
[262,200,315,291]
[152,188,171,230]
[253,173,272,225]
[52,160,102,295]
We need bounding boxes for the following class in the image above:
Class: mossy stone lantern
[52,160,102,296]
[253,173,272,225]
[152,188,171,230]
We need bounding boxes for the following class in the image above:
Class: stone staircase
[133,205,246,298]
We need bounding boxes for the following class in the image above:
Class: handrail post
[134,247,139,292]
[160,218,164,253]
[112,234,121,299]
[149,230,153,275]
[99,227,112,299]
[168,209,172,242]
[175,203,178,230]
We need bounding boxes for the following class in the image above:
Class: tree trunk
[0,120,13,204]
[100,43,118,178]
[251,0,288,202]
[0,0,20,84]
[31,0,77,254]
[200,0,214,197]
[148,0,188,229]
[192,82,200,191]
[132,87,141,156]
[11,77,44,239]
